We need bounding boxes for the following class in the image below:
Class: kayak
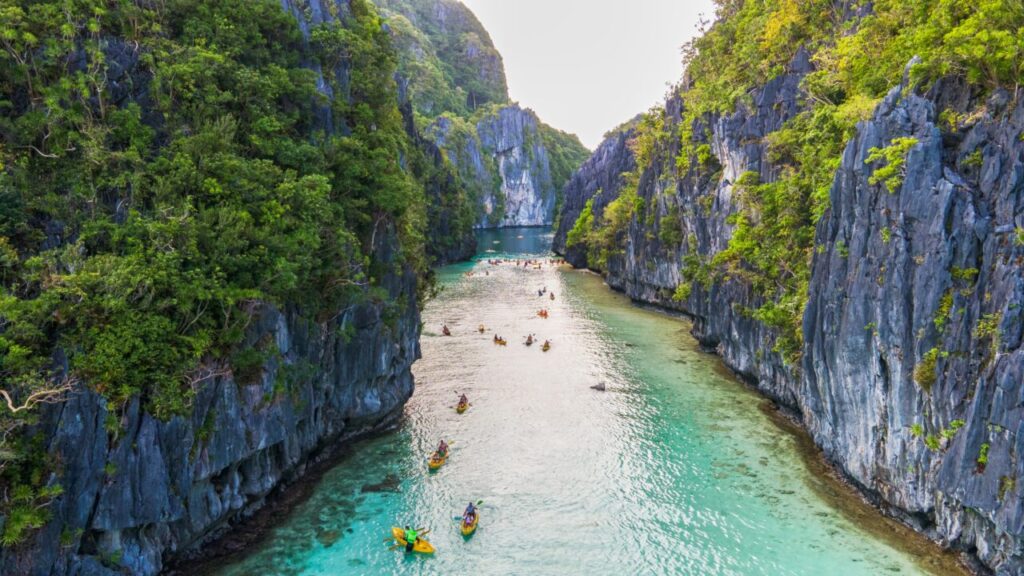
[495,339,507,346]
[461,513,479,537]
[542,343,551,352]
[456,402,469,414]
[391,527,435,554]
[428,452,447,470]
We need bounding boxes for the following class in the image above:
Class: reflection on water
[209,228,963,576]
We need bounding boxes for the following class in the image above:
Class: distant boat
[493,241,501,244]
[517,235,524,239]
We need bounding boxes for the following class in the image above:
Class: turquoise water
[209,228,961,576]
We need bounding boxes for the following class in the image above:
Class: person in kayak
[437,440,449,457]
[442,324,451,336]
[403,525,418,552]
[525,334,534,346]
[459,394,469,405]
[463,502,477,524]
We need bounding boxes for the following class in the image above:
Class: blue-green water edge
[209,228,963,576]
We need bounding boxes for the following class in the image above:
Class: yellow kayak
[542,343,551,352]
[456,402,469,414]
[391,527,435,554]
[428,452,447,470]
[460,513,479,537]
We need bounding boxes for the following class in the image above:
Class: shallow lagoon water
[210,228,962,576]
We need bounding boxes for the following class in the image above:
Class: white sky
[459,0,716,149]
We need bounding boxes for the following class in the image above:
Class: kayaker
[459,394,468,405]
[437,440,449,457]
[464,502,476,523]
[525,335,534,346]
[442,324,451,336]
[404,525,418,552]
[550,292,555,301]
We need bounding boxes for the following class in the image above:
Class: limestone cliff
[1,234,419,576]
[555,54,1024,575]
[379,0,589,228]
[430,105,586,228]
[0,1,440,574]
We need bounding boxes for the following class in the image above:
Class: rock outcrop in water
[555,45,1024,576]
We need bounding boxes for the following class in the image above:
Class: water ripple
[210,229,952,576]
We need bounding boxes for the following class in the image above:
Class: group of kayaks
[388,395,478,554]
[393,272,563,554]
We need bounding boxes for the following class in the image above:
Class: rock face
[378,0,589,229]
[399,85,478,265]
[430,105,560,228]
[555,58,1024,572]
[1,233,419,576]
[553,126,637,265]
[0,1,442,574]
[428,104,561,225]
[378,0,508,115]
[804,76,1024,572]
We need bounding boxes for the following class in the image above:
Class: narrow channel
[209,227,963,575]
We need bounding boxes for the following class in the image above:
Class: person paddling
[442,324,451,336]
[403,525,418,552]
[459,393,468,405]
[437,440,449,457]
[464,502,477,524]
